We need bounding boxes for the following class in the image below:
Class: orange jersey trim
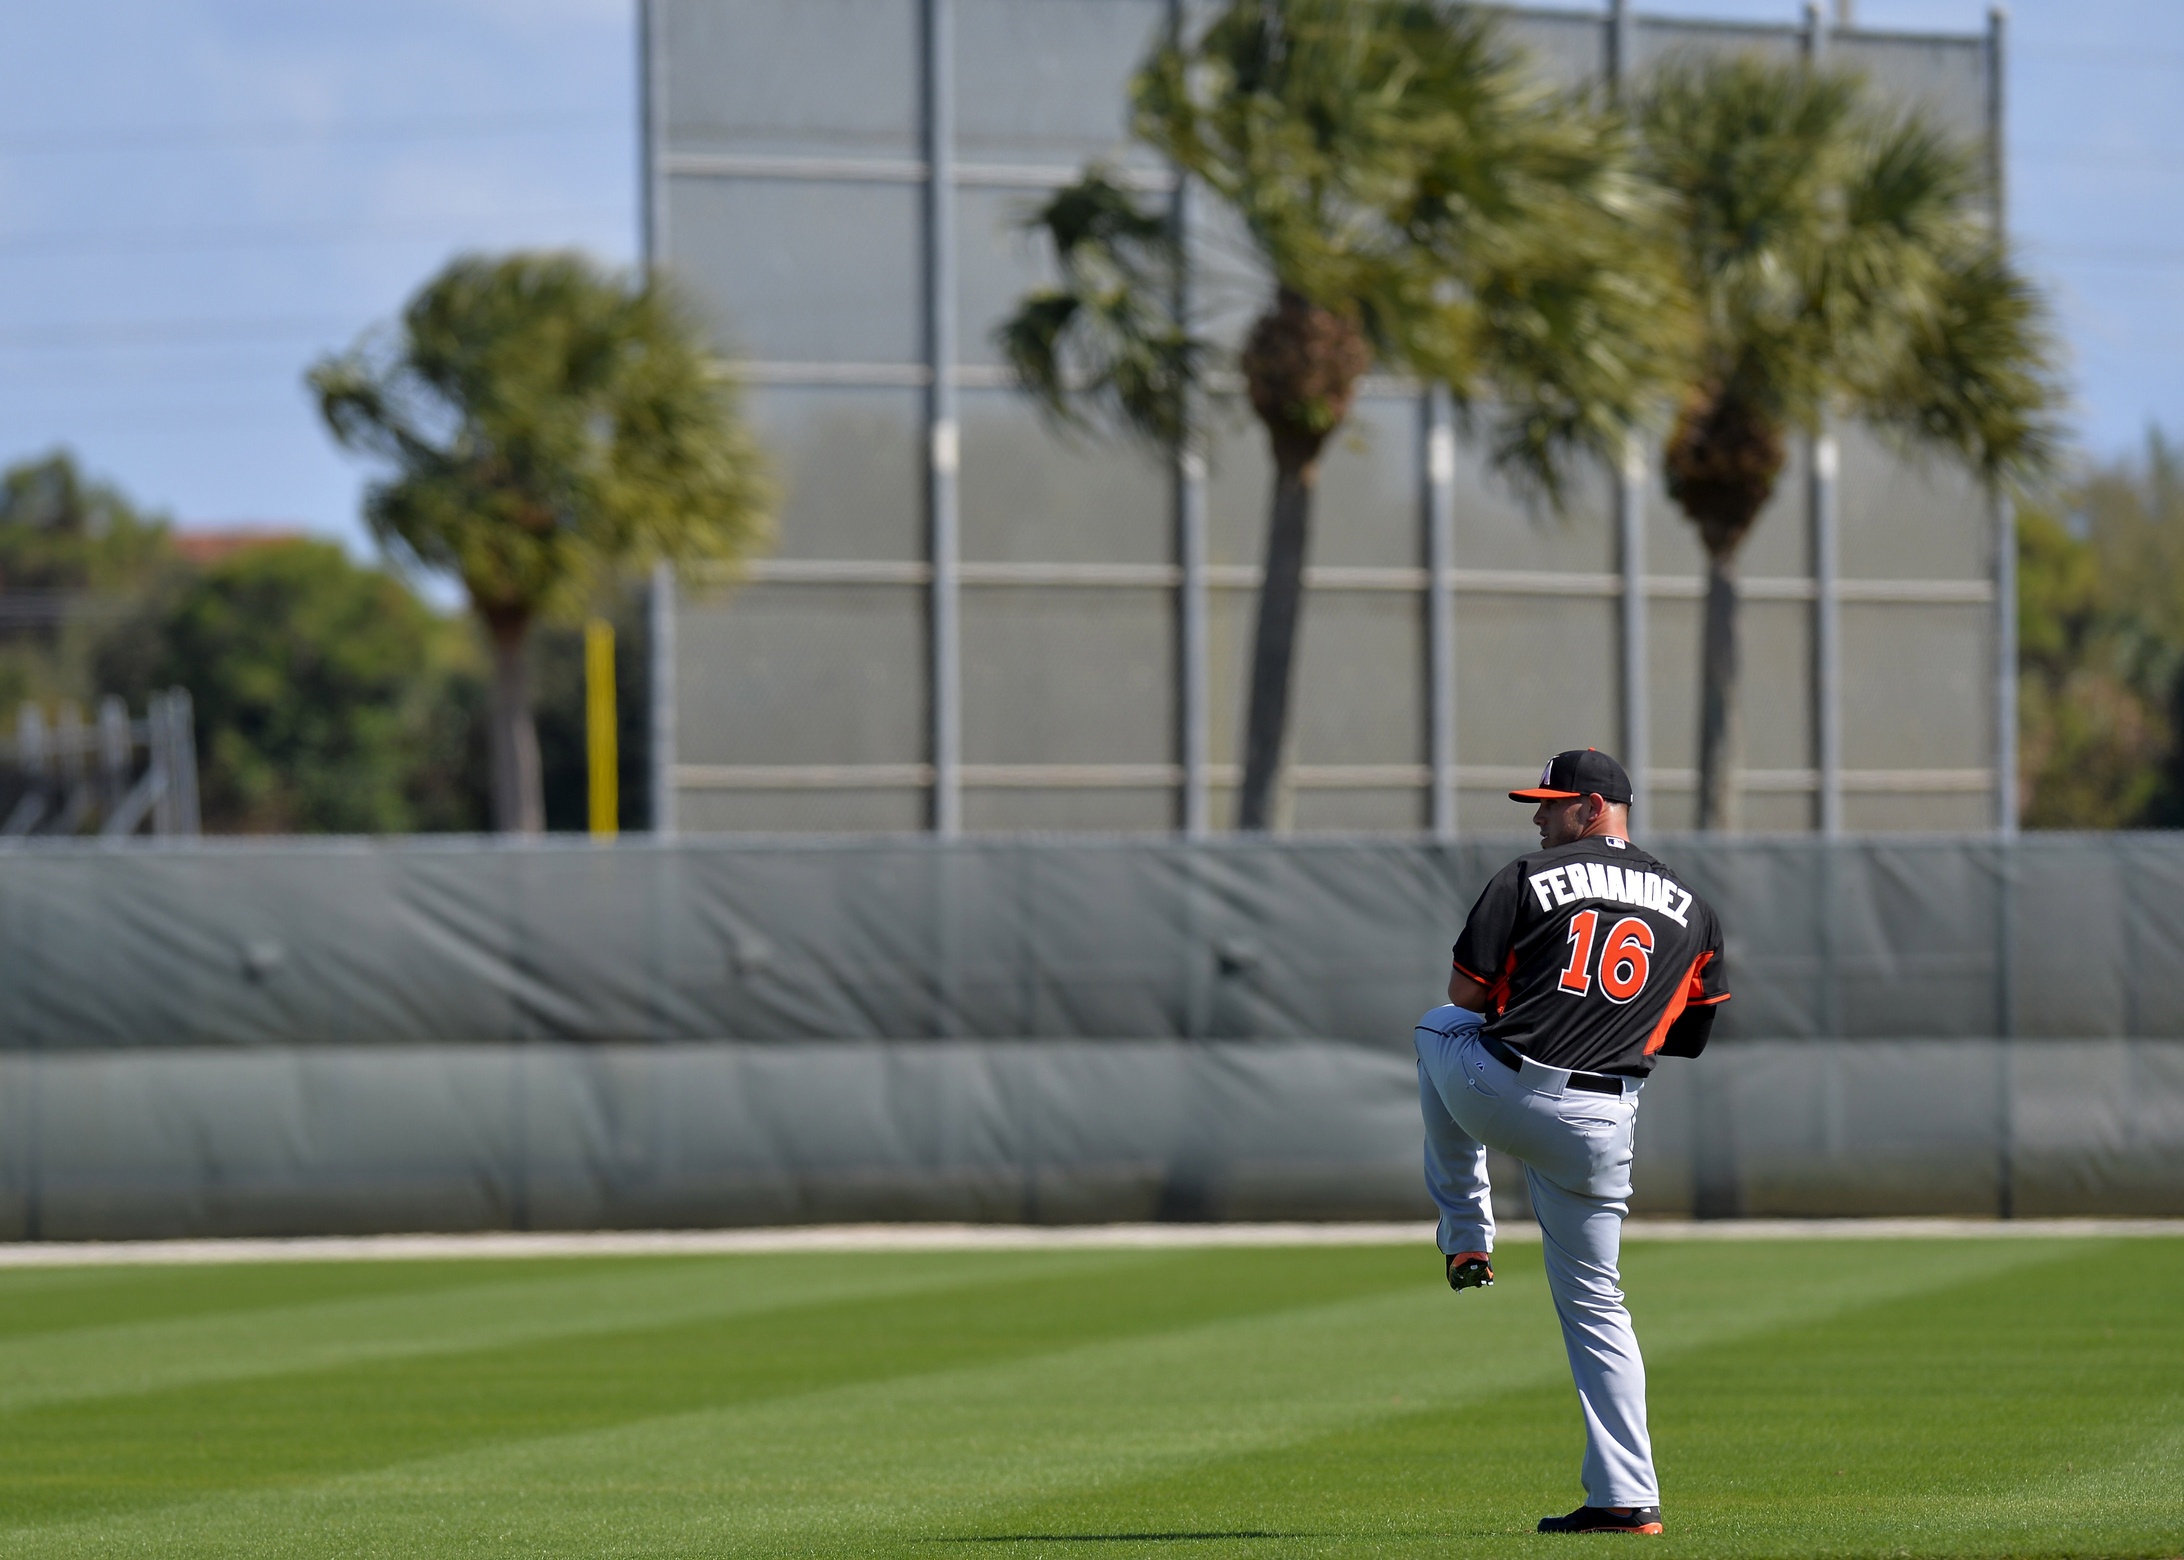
[1486,950,1519,1020]
[1450,957,1493,987]
[1643,949,1723,1056]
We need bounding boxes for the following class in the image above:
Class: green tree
[1001,0,1675,830]
[311,251,773,834]
[0,450,178,711]
[0,450,172,596]
[98,539,484,834]
[1636,57,2061,829]
[2017,434,2184,829]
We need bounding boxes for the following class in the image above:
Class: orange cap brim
[1507,787,1581,802]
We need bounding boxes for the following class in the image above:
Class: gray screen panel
[1639,790,1698,833]
[1454,595,1617,763]
[1840,601,1990,769]
[668,178,921,364]
[1310,394,1420,568]
[962,587,1175,763]
[1289,592,1425,766]
[1498,9,1607,91]
[963,788,1175,832]
[1205,586,1253,767]
[1205,409,1273,567]
[1292,788,1427,832]
[1646,594,1701,782]
[678,584,928,765]
[960,387,1168,564]
[1838,423,1991,580]
[1839,791,1991,832]
[1738,791,1817,833]
[1451,432,1614,572]
[1632,18,1804,75]
[1832,33,1989,145]
[660,0,919,158]
[681,789,929,834]
[955,0,1164,163]
[1739,598,1815,772]
[749,386,926,562]
[957,183,1057,369]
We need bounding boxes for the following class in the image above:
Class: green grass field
[0,1236,2177,1558]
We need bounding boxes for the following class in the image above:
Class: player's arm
[1656,911,1731,1058]
[1448,863,1522,1014]
[1447,966,1492,1010]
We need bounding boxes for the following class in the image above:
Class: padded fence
[0,833,2177,1238]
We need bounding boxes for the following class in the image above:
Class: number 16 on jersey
[1558,910,1655,1004]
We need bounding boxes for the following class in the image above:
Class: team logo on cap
[1540,759,1555,786]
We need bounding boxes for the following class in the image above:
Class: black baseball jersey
[1451,835,1729,1076]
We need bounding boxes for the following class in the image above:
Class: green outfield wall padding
[0,834,2177,1236]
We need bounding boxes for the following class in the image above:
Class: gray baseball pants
[1413,1004,1659,1509]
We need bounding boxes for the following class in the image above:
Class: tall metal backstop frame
[640,1,2013,840]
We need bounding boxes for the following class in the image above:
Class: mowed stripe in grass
[0,1239,2178,1558]
[963,1240,2184,1558]
[0,1246,1429,1526]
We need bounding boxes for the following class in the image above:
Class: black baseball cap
[1509,748,1633,805]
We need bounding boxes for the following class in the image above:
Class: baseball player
[1415,748,1726,1536]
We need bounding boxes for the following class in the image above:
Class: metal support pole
[1606,4,1646,826]
[149,694,176,838]
[640,0,678,836]
[649,561,677,836]
[924,0,962,837]
[586,620,620,839]
[1606,0,1633,99]
[1992,5,2018,1196]
[1168,7,1209,839]
[97,696,128,815]
[1425,386,1457,840]
[1178,437,1210,837]
[1988,6,2016,836]
[1812,432,1843,835]
[167,688,199,836]
[1803,5,1844,839]
[1616,433,1649,828]
[1995,491,2018,833]
[638,0,665,272]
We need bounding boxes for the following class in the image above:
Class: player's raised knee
[1416,1003,1480,1039]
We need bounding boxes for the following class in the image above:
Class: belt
[1477,1033,1627,1096]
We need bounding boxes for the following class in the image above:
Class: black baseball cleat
[1536,1505,1664,1535]
[1445,1251,1494,1291]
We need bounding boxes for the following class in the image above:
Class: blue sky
[0,1,2176,550]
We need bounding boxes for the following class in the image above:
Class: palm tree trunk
[1237,455,1315,832]
[1696,547,1740,832]
[488,620,546,834]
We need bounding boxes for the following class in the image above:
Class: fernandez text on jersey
[1451,836,1730,1078]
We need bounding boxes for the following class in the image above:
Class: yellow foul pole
[585,618,618,838]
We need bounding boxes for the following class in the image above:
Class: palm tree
[312,251,773,834]
[1636,57,2061,830]
[1002,0,1676,831]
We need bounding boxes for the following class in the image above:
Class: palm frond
[1637,52,2064,483]
[1870,241,2066,485]
[994,172,1200,453]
